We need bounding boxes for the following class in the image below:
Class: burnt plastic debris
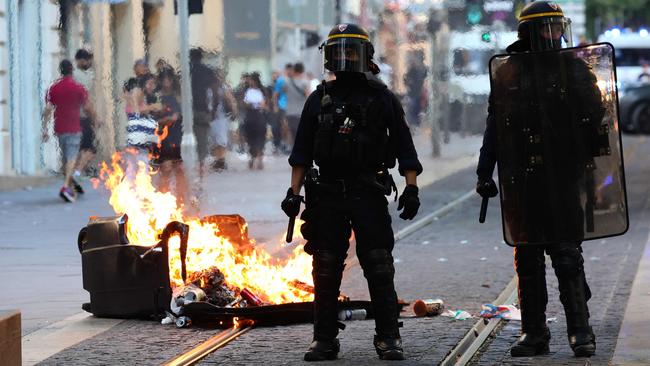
[175,316,192,328]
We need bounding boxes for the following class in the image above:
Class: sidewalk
[612,231,650,365]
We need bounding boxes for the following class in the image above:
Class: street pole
[178,0,193,139]
[271,0,277,71]
[335,0,341,24]
[293,1,302,59]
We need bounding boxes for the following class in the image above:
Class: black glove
[281,188,303,217]
[397,185,420,220]
[476,178,498,198]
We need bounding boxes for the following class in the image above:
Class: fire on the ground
[93,151,313,305]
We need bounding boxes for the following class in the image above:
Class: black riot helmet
[518,1,573,51]
[321,23,379,74]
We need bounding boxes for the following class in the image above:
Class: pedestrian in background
[123,67,159,153]
[272,63,292,154]
[285,62,310,145]
[189,48,219,177]
[155,69,189,206]
[404,53,427,127]
[42,59,97,203]
[242,72,267,170]
[208,69,238,172]
[72,49,97,188]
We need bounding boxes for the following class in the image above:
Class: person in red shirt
[41,60,97,202]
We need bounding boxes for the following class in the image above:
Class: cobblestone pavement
[472,135,650,366]
[40,158,513,365]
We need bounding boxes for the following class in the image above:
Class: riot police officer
[281,23,422,361]
[477,1,606,358]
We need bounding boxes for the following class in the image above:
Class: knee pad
[359,249,395,282]
[550,248,584,278]
[514,247,545,277]
[312,250,345,284]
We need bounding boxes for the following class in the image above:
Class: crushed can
[240,288,264,307]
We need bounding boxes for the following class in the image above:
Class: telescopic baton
[286,215,296,243]
[479,197,489,223]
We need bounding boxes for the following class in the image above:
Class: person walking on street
[123,72,160,153]
[208,69,238,172]
[272,63,292,154]
[72,49,97,188]
[155,70,190,207]
[281,24,422,361]
[189,48,220,177]
[42,59,97,203]
[404,53,427,127]
[285,62,310,145]
[242,72,267,170]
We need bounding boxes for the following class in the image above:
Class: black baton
[286,216,296,243]
[479,197,489,223]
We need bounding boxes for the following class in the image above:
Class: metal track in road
[439,275,518,366]
[162,322,254,366]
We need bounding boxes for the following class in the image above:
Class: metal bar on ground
[394,189,475,242]
[439,276,518,366]
[163,323,254,366]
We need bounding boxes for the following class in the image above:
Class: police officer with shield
[477,1,628,358]
[281,24,422,361]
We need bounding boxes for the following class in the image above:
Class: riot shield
[489,43,628,246]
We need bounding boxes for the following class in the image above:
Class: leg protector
[549,244,595,357]
[311,250,345,342]
[511,247,550,357]
[359,249,404,360]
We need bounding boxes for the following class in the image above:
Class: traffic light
[466,4,483,25]
[481,31,491,42]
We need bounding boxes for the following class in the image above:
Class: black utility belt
[314,179,367,194]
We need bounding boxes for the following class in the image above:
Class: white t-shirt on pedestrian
[244,88,264,109]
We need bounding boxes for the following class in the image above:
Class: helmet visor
[324,38,370,73]
[524,17,573,51]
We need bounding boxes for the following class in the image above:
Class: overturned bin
[77,214,380,326]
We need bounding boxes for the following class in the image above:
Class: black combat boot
[511,248,551,357]
[360,249,405,361]
[304,251,345,362]
[552,247,596,357]
[558,272,596,357]
[304,339,340,362]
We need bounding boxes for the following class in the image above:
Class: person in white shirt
[242,72,268,169]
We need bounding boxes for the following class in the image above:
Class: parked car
[619,83,650,133]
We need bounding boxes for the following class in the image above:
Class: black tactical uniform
[476,2,599,358]
[282,24,422,362]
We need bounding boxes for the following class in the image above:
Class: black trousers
[302,189,400,341]
[514,242,592,334]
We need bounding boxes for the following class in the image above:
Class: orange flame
[96,152,313,304]
[157,125,169,149]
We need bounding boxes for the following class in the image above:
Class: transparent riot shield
[489,43,628,246]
